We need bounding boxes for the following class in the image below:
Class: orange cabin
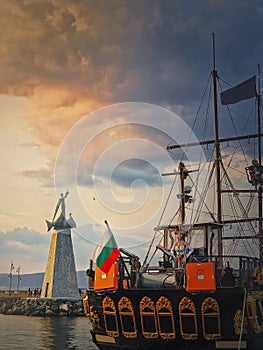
[94,263,119,292]
[185,262,216,292]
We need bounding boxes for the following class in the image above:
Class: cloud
[110,158,162,188]
[0,227,49,273]
[0,227,47,247]
[1,1,261,160]
[75,121,177,189]
[21,167,54,188]
[2,1,261,105]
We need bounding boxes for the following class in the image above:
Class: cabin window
[102,296,119,337]
[156,296,176,339]
[190,229,205,249]
[201,297,221,340]
[179,296,198,340]
[118,297,137,338]
[140,296,158,338]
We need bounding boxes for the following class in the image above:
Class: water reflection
[0,315,96,350]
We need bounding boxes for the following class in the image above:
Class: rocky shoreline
[0,296,85,316]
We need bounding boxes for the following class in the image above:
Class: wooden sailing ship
[84,35,263,350]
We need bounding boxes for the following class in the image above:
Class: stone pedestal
[41,229,79,298]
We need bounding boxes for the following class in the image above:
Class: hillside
[0,270,88,291]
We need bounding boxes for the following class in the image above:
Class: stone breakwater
[0,297,85,316]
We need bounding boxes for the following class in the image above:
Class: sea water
[0,314,97,349]
[0,314,198,349]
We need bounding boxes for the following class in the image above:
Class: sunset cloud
[1,0,261,151]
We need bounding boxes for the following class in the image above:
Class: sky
[0,0,263,276]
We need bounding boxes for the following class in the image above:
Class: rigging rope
[142,173,178,268]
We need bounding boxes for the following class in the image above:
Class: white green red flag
[91,221,120,274]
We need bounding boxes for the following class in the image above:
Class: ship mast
[166,35,262,262]
[212,33,223,259]
[179,161,186,223]
[257,64,263,262]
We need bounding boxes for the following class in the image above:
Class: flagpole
[8,261,14,295]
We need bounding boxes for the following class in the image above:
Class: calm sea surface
[0,314,205,349]
[0,314,97,349]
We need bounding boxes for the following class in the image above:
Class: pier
[0,293,85,316]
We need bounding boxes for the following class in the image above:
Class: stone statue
[46,190,76,231]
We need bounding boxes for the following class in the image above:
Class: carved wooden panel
[201,297,221,340]
[179,296,198,340]
[102,296,119,337]
[140,296,158,338]
[156,296,176,339]
[118,296,137,338]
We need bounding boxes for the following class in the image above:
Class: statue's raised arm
[52,190,69,222]
[46,190,76,232]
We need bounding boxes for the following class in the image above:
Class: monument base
[41,229,79,298]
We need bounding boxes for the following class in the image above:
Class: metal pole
[8,261,14,295]
[179,162,185,224]
[16,266,21,291]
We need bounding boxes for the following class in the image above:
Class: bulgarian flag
[91,221,120,274]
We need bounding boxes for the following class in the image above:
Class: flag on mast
[220,76,257,105]
[91,220,120,274]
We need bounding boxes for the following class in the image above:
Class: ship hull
[86,287,263,350]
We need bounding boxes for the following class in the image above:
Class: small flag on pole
[220,76,257,105]
[91,221,120,274]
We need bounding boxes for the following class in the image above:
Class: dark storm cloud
[1,0,261,105]
[111,158,162,188]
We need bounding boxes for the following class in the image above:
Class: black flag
[220,76,257,105]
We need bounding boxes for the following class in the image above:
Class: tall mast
[179,161,186,224]
[212,34,223,258]
[257,64,263,262]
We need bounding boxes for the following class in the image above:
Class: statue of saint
[46,190,76,231]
